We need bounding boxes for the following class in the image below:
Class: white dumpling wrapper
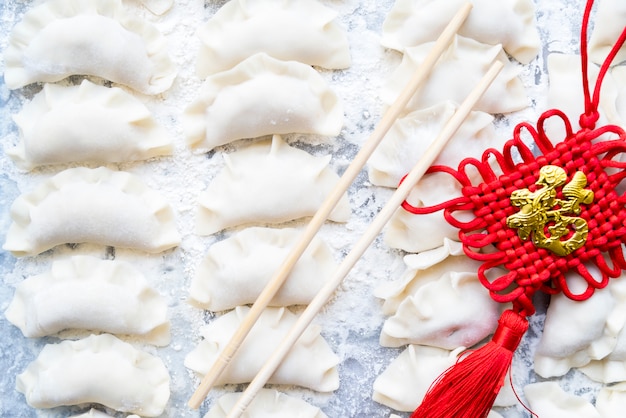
[9,80,172,170]
[580,338,626,383]
[5,255,170,346]
[4,0,176,94]
[614,65,626,128]
[16,334,170,417]
[534,270,626,378]
[380,271,501,349]
[579,275,626,383]
[196,0,350,76]
[546,54,621,134]
[204,389,328,418]
[368,101,497,188]
[596,383,626,418]
[4,166,180,256]
[374,239,482,315]
[381,36,527,115]
[588,0,626,66]
[184,306,339,392]
[383,171,464,253]
[523,382,600,418]
[184,53,343,150]
[372,345,463,411]
[190,226,336,311]
[196,135,350,235]
[381,0,540,64]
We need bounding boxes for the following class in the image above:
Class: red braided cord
[403,117,626,315]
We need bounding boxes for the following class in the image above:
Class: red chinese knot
[401,3,626,318]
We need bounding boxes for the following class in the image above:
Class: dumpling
[596,383,626,418]
[184,306,339,392]
[189,226,336,311]
[184,53,343,151]
[381,0,540,64]
[383,171,464,253]
[588,0,626,66]
[367,101,497,188]
[546,54,620,132]
[381,36,527,115]
[196,135,351,235]
[523,382,600,418]
[196,0,350,76]
[204,389,328,418]
[374,239,482,315]
[579,284,626,383]
[534,270,626,378]
[372,345,463,411]
[5,255,170,346]
[379,271,501,350]
[4,167,180,256]
[4,0,176,94]
[9,80,172,170]
[16,334,170,417]
[580,339,626,383]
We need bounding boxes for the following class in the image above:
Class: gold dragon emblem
[506,165,594,256]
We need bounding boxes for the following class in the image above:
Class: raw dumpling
[367,101,497,188]
[4,0,176,94]
[588,0,626,66]
[5,255,170,346]
[580,338,626,383]
[189,226,336,311]
[379,271,501,349]
[372,345,463,411]
[196,135,351,235]
[383,171,464,253]
[184,53,343,150]
[204,389,328,418]
[596,383,626,418]
[16,334,170,417]
[374,239,482,315]
[523,382,600,418]
[381,36,527,115]
[185,306,339,392]
[546,54,620,132]
[579,280,626,383]
[9,80,172,170]
[381,0,540,64]
[4,167,180,256]
[196,0,350,76]
[534,270,626,378]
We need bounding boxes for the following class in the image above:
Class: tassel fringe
[411,310,528,418]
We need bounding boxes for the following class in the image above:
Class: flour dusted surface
[0,0,614,417]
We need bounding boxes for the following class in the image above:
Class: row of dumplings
[180,0,355,415]
[368,0,532,414]
[4,0,178,417]
[365,0,539,413]
[369,0,626,416]
[3,0,360,416]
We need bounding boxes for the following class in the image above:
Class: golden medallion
[506,165,594,256]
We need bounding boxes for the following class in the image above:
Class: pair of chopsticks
[189,3,503,416]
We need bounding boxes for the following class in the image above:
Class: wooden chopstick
[187,2,473,409]
[226,60,505,418]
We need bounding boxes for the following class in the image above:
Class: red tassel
[411,310,528,418]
